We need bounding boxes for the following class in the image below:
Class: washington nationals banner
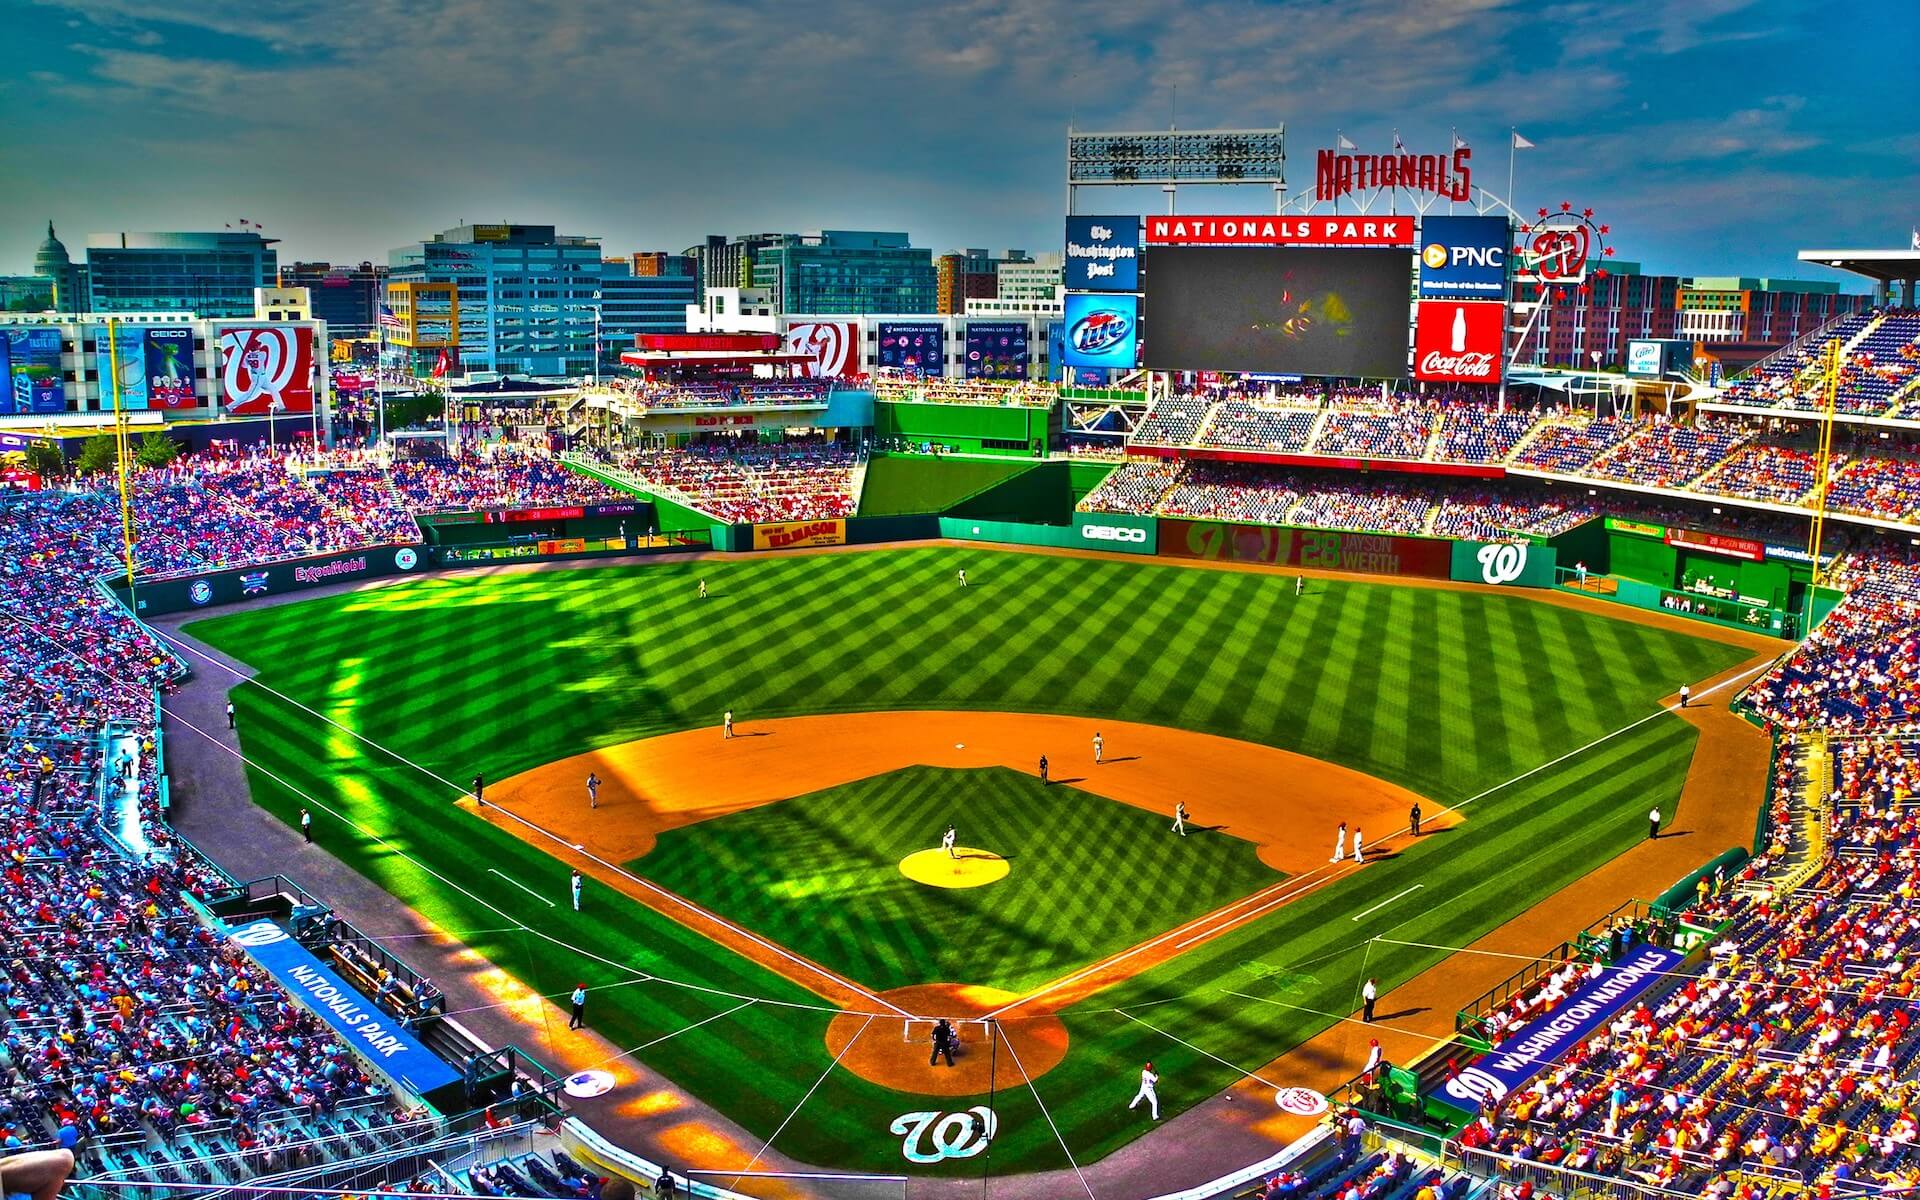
[1450,540,1557,587]
[224,918,460,1094]
[219,325,316,414]
[782,321,859,378]
[1439,943,1684,1112]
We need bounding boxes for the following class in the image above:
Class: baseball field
[187,545,1752,1178]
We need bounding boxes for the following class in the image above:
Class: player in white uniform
[1172,801,1188,836]
[1332,822,1347,863]
[698,579,707,599]
[942,824,957,858]
[1128,1062,1160,1120]
[1351,827,1365,863]
[570,869,583,912]
[957,568,967,588]
[1093,731,1103,764]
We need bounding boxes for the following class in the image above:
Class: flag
[1392,129,1406,153]
[1337,133,1358,151]
[1452,129,1467,150]
[1512,131,1535,150]
[377,305,404,333]
[433,349,451,378]
[1911,227,1920,251]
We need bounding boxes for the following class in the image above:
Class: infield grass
[187,546,1752,1175]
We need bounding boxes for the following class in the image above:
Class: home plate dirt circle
[898,847,1010,889]
[826,984,1070,1097]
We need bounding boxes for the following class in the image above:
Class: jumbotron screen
[1144,247,1411,377]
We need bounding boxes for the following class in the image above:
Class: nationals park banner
[225,918,461,1095]
[1160,519,1450,578]
[753,519,846,550]
[1439,943,1685,1111]
[1450,540,1558,588]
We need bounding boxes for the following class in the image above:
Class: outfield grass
[188,547,1750,1175]
[637,765,1281,994]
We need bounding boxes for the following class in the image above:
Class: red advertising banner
[1145,215,1414,247]
[1159,519,1451,577]
[782,322,859,378]
[1413,300,1506,384]
[1666,527,1765,562]
[218,326,315,415]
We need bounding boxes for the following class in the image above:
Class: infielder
[1351,827,1365,863]
[1332,822,1347,864]
[1093,731,1104,764]
[942,824,957,858]
[570,869,583,912]
[586,772,600,809]
[1171,801,1188,836]
[1128,1062,1160,1120]
[723,709,734,739]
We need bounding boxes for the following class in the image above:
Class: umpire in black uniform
[929,1018,958,1067]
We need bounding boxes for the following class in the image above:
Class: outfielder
[1128,1062,1160,1120]
[1172,801,1188,836]
[698,579,707,599]
[957,568,967,588]
[586,772,600,809]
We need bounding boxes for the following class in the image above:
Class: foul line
[149,622,910,1019]
[1351,884,1423,923]
[1114,1009,1285,1092]
[487,868,557,907]
[989,657,1774,1019]
[734,1014,873,1185]
[999,1020,1099,1200]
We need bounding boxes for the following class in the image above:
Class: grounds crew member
[300,808,312,844]
[569,983,588,1030]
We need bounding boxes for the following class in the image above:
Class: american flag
[377,305,405,332]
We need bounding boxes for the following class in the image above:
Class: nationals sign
[1146,215,1413,247]
[782,321,859,378]
[219,326,315,414]
[1317,145,1472,203]
[1413,300,1505,384]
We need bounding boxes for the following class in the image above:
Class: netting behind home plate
[687,1168,908,1199]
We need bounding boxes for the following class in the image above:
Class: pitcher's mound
[899,847,1009,889]
[826,984,1069,1097]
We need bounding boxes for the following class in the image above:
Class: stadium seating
[388,448,625,514]
[1312,411,1438,460]
[599,440,858,523]
[1580,421,1750,489]
[1432,405,1546,465]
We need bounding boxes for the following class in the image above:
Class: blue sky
[2,0,1914,287]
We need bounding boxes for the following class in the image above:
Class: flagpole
[377,319,386,450]
[1507,128,1518,217]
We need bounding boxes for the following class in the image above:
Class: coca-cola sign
[1413,300,1505,384]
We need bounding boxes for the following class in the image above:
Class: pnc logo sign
[1081,523,1146,543]
[1423,241,1504,271]
[1476,542,1530,585]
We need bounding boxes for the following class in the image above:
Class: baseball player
[957,568,967,588]
[586,772,600,809]
[1128,1062,1160,1120]
[942,824,957,858]
[1295,575,1304,597]
[1351,827,1365,863]
[1332,822,1347,864]
[1038,755,1049,784]
[1093,731,1104,764]
[570,869,583,912]
[698,578,707,599]
[1172,801,1188,836]
[472,773,485,805]
[723,710,734,739]
[1678,684,1690,709]
[1409,802,1422,837]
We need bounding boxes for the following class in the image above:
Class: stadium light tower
[1067,126,1288,215]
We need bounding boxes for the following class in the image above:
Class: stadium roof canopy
[1797,248,1920,285]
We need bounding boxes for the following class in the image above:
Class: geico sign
[1080,524,1146,543]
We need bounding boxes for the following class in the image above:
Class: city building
[387,223,601,377]
[31,222,83,312]
[683,298,1056,378]
[685,234,787,304]
[1511,263,1874,372]
[0,275,55,312]
[598,257,695,367]
[382,280,459,373]
[935,249,1035,314]
[84,231,277,319]
[280,261,386,338]
[254,287,311,322]
[996,253,1061,303]
[693,231,937,316]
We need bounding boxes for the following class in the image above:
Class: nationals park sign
[1145,216,1414,247]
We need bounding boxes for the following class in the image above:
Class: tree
[22,443,64,479]
[76,434,120,477]
[133,432,181,470]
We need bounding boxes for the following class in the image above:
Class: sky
[2,0,1915,287]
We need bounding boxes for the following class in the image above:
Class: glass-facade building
[728,231,935,315]
[388,225,601,377]
[85,232,277,319]
[599,256,695,363]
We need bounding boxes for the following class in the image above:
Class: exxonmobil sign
[1413,300,1505,384]
[1145,215,1413,247]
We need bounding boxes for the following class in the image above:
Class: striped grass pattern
[189,548,1746,1174]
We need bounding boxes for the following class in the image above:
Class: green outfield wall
[873,400,1049,457]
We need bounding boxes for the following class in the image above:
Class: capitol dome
[33,220,72,278]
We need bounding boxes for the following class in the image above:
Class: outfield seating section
[1717,310,1920,417]
[600,441,859,523]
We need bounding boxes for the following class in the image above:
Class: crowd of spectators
[1313,411,1438,460]
[870,375,1056,408]
[592,377,833,410]
[599,438,859,523]
[387,448,625,514]
[1580,421,1751,489]
[1718,310,1920,418]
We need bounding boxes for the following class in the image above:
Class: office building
[280,261,386,338]
[598,256,695,365]
[686,234,786,304]
[937,249,1031,314]
[254,287,311,322]
[85,231,277,319]
[693,232,937,316]
[388,224,602,377]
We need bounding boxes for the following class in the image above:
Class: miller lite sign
[1413,300,1505,384]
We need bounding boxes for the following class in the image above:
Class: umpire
[929,1018,958,1068]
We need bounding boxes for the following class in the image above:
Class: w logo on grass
[1475,542,1529,586]
[890,1106,996,1163]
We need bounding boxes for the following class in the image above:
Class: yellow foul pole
[107,318,138,592]
[1804,337,1842,589]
